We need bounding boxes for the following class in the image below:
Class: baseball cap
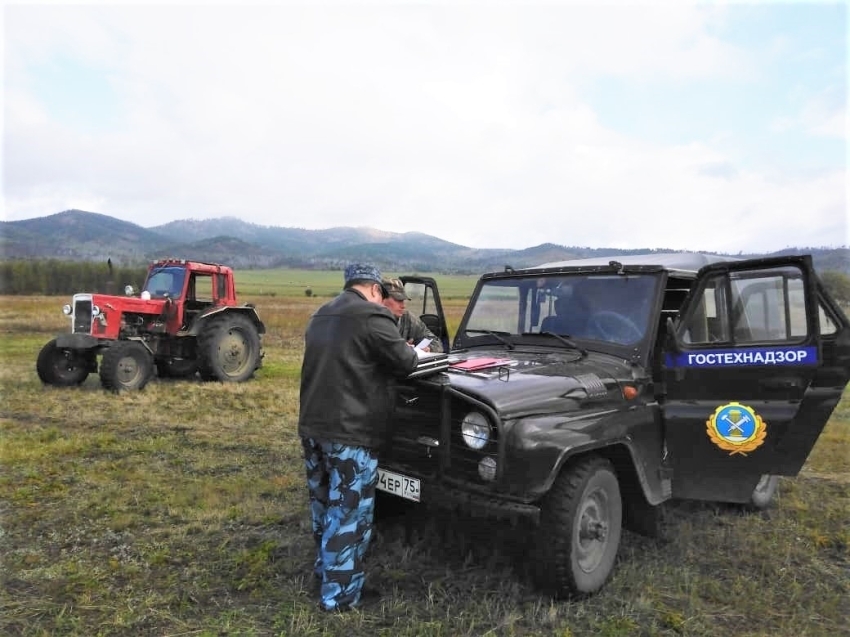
[382,278,410,301]
[344,263,389,298]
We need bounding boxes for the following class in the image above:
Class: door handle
[759,377,804,391]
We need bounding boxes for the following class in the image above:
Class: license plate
[377,468,420,502]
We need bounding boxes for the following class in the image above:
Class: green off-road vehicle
[379,254,850,597]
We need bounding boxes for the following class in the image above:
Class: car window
[681,275,729,344]
[144,266,187,298]
[466,282,524,333]
[681,266,809,345]
[819,299,838,336]
[405,281,440,317]
[465,274,658,346]
[731,271,806,342]
[192,274,214,303]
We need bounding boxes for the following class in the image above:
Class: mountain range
[1,209,848,275]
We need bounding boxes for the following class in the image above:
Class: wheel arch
[543,441,664,537]
[187,306,265,336]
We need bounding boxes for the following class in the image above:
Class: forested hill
[1,209,848,275]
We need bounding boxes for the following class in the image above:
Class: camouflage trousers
[301,437,378,611]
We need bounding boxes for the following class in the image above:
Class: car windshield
[144,266,187,298]
[463,273,659,346]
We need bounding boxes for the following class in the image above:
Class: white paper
[415,338,432,350]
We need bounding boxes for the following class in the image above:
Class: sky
[2,1,847,253]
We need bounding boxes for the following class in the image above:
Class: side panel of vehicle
[660,256,849,502]
[503,404,668,505]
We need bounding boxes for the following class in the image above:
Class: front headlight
[62,304,72,315]
[91,305,101,317]
[478,456,497,481]
[461,411,492,449]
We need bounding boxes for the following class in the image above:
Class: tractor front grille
[73,299,93,334]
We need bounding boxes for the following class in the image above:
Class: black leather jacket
[298,288,419,449]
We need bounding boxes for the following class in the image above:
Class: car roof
[534,252,737,274]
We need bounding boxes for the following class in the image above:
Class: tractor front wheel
[36,339,91,386]
[198,314,261,382]
[99,341,153,391]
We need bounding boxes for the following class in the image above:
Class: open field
[234,269,480,300]
[1,294,849,637]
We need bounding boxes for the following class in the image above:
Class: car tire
[533,456,622,598]
[99,341,153,391]
[36,339,91,386]
[747,474,779,511]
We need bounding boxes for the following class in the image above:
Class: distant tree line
[820,271,850,305]
[0,258,849,305]
[0,260,147,295]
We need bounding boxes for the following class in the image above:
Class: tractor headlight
[124,285,135,296]
[62,304,72,315]
[461,411,492,450]
[91,305,101,317]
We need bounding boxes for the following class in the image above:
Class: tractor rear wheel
[36,339,91,386]
[198,314,261,382]
[99,341,153,391]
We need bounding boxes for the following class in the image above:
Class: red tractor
[36,259,265,391]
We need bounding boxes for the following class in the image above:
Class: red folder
[450,357,512,371]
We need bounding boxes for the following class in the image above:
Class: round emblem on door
[705,402,767,456]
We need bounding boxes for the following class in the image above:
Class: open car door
[660,256,850,503]
[400,276,450,353]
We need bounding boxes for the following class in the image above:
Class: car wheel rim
[576,486,610,573]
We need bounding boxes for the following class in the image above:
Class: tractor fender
[187,306,266,336]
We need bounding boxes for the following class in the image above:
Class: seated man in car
[540,287,591,336]
[382,278,444,352]
[541,279,646,345]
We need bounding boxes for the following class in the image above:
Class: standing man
[381,278,444,353]
[298,264,418,612]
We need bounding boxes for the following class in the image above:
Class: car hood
[441,349,635,418]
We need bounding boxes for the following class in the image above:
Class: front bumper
[418,477,541,524]
[56,333,103,349]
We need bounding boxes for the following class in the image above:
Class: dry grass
[1,294,848,637]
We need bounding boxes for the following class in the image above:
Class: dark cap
[344,263,388,297]
[382,278,410,301]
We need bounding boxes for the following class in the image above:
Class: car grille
[73,299,93,334]
[386,380,500,484]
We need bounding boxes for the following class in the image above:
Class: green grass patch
[1,295,848,636]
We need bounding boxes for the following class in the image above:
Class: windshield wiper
[463,329,515,350]
[524,331,588,357]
